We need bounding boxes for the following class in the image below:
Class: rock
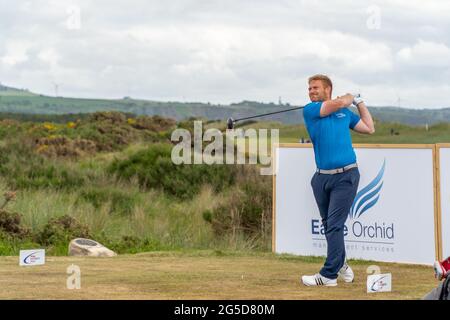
[68,238,117,257]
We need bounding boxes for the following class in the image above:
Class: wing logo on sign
[350,159,386,219]
[312,159,394,242]
[370,275,388,292]
[23,252,40,264]
[367,274,392,293]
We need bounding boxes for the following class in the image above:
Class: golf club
[227,105,305,130]
[226,94,361,129]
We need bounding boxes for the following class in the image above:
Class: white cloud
[0,0,449,108]
[1,41,30,66]
[38,48,59,66]
[397,40,450,67]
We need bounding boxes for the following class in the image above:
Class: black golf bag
[423,276,450,300]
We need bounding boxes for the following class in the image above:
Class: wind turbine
[397,94,402,108]
[52,82,62,97]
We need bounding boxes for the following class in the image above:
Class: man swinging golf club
[301,74,375,287]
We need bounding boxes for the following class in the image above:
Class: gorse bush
[0,112,178,191]
[35,136,97,158]
[0,112,176,161]
[0,192,29,239]
[70,112,174,152]
[34,215,91,246]
[130,115,176,132]
[0,210,30,239]
[87,111,128,124]
[108,144,238,199]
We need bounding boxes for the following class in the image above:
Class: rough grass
[0,251,438,300]
[2,180,266,255]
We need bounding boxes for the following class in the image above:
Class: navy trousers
[310,167,360,279]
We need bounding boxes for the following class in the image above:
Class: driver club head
[227,117,235,130]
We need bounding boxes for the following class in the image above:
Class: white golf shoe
[301,273,337,287]
[338,263,354,283]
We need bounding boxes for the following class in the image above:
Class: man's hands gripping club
[320,93,354,117]
[352,93,364,106]
[320,93,375,134]
[351,94,375,134]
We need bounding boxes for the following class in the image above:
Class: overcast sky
[1,0,449,108]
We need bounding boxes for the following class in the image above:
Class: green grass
[2,179,256,255]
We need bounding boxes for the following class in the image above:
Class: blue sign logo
[349,159,386,219]
[370,275,390,292]
[311,159,394,242]
[23,251,40,264]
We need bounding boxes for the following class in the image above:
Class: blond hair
[308,74,333,94]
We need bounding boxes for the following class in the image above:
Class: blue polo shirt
[303,101,360,170]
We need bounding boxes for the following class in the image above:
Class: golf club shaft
[233,106,305,123]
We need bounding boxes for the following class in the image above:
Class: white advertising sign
[274,145,437,265]
[439,146,450,259]
[19,249,46,266]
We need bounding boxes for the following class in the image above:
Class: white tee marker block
[19,249,46,266]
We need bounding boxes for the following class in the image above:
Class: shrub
[103,235,166,254]
[87,111,127,124]
[0,210,30,239]
[35,135,97,158]
[108,144,238,199]
[130,115,176,132]
[34,215,91,246]
[0,191,29,239]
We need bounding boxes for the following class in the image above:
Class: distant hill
[367,106,450,126]
[0,84,448,125]
[0,83,37,97]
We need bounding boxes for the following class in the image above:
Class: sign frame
[272,143,442,263]
[436,143,450,260]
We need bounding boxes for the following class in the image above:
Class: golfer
[301,74,375,287]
